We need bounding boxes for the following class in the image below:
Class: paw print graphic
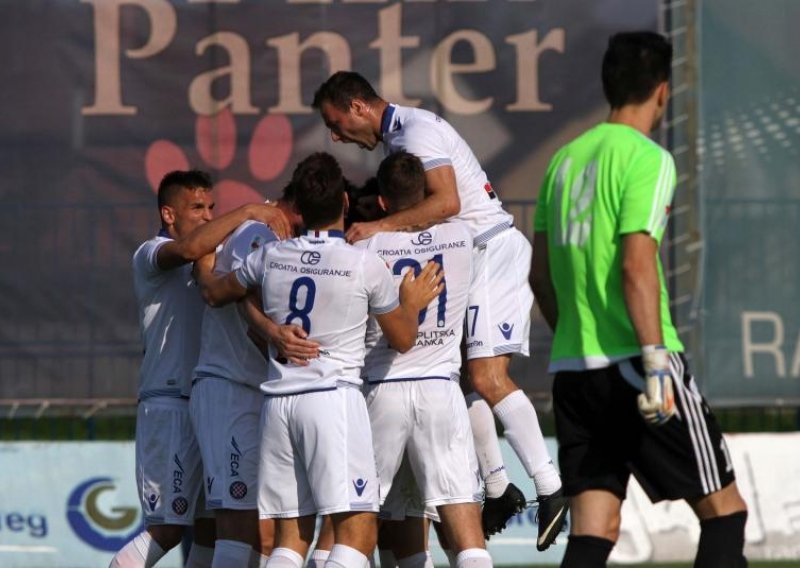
[144,108,293,214]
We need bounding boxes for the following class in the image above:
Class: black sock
[695,510,748,568]
[560,535,614,568]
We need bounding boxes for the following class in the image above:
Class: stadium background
[0,0,798,565]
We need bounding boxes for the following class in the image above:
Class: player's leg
[258,396,316,567]
[407,381,491,566]
[111,398,200,567]
[184,509,216,567]
[190,379,263,566]
[657,354,747,567]
[298,388,379,567]
[382,517,433,568]
[268,516,317,567]
[465,229,565,544]
[307,516,334,567]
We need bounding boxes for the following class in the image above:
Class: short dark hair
[377,151,425,212]
[601,32,672,109]
[157,170,213,209]
[312,71,380,111]
[291,153,346,229]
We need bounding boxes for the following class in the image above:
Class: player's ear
[377,195,388,213]
[342,191,350,218]
[160,205,176,227]
[351,98,367,117]
[656,81,669,109]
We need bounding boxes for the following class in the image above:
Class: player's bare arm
[194,254,249,307]
[531,231,559,332]
[158,203,292,270]
[346,165,460,243]
[375,261,444,352]
[241,291,320,366]
[621,232,663,346]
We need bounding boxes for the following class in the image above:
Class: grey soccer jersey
[132,233,204,399]
[361,222,473,382]
[193,220,277,389]
[235,230,399,396]
[381,104,513,243]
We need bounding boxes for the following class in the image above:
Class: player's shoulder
[132,235,168,270]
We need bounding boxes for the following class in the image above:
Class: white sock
[378,549,396,568]
[424,552,434,568]
[212,540,253,568]
[397,552,428,568]
[443,548,457,568]
[185,543,215,568]
[465,393,509,499]
[267,547,304,568]
[492,390,561,496]
[257,553,270,568]
[109,531,167,568]
[307,549,330,568]
[455,548,492,568]
[325,544,369,568]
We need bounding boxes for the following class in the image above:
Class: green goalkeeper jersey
[534,123,684,371]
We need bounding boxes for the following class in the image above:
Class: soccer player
[113,170,291,568]
[190,182,307,567]
[360,151,491,567]
[198,152,443,568]
[531,32,748,567]
[312,72,566,548]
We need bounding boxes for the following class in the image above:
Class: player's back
[238,230,399,396]
[132,234,204,399]
[383,105,512,242]
[361,222,472,382]
[194,220,277,389]
[535,122,682,369]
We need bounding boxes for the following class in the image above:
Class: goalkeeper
[531,31,748,567]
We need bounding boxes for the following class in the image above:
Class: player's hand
[346,221,382,243]
[272,324,320,366]
[249,203,292,240]
[399,261,445,312]
[637,345,676,425]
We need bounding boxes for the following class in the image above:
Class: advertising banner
[0,0,659,400]
[699,0,800,404]
[2,435,799,566]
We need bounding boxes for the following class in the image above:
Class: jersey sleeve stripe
[370,298,400,315]
[646,151,671,234]
[422,157,453,171]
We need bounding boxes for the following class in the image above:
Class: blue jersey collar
[304,229,345,240]
[380,104,397,136]
[157,228,172,239]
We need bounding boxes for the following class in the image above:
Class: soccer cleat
[481,483,527,539]
[534,488,569,551]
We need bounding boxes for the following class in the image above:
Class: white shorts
[380,454,440,523]
[257,387,379,518]
[190,378,262,510]
[466,228,533,359]
[365,380,481,511]
[136,397,204,526]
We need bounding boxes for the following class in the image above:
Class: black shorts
[553,353,736,503]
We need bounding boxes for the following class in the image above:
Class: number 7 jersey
[235,230,399,396]
[360,222,473,383]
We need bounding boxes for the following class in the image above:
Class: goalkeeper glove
[637,345,676,425]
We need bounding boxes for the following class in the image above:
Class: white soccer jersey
[132,233,205,399]
[360,222,472,382]
[381,104,513,243]
[193,221,277,390]
[235,230,399,396]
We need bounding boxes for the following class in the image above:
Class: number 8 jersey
[235,230,399,396]
[360,222,473,383]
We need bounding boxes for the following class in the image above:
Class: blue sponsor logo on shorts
[66,477,143,552]
[352,478,368,497]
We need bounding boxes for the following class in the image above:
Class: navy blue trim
[303,230,345,240]
[263,386,338,398]
[380,104,397,135]
[367,376,452,385]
